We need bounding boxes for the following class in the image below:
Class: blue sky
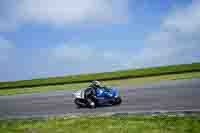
[0,0,200,81]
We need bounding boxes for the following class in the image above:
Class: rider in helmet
[89,80,103,89]
[85,80,103,102]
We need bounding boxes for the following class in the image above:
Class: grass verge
[1,63,200,89]
[0,115,200,133]
[0,72,200,96]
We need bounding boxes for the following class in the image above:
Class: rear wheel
[74,99,86,108]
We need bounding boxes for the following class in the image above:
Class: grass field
[1,63,200,89]
[0,72,200,96]
[0,115,200,133]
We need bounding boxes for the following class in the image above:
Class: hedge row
[0,63,200,89]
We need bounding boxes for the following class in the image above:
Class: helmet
[91,80,101,87]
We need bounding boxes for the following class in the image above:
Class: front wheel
[113,97,122,105]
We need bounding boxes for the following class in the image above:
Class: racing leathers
[84,83,103,102]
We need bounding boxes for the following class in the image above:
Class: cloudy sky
[0,0,200,81]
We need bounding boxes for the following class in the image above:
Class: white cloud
[163,1,200,33]
[126,1,200,68]
[51,43,131,69]
[0,0,129,31]
[0,0,18,31]
[53,44,94,62]
[0,19,17,32]
[0,36,15,61]
[0,39,133,81]
[0,36,17,81]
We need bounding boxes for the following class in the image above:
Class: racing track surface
[0,78,200,118]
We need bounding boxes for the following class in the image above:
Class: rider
[89,80,103,90]
[85,80,103,101]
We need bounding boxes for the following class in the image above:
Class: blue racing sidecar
[73,86,122,108]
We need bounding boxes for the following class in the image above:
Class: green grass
[105,71,200,87]
[1,115,200,133]
[0,72,200,96]
[1,63,200,89]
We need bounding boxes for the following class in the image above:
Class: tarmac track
[0,78,200,118]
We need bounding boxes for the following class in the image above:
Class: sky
[0,0,200,81]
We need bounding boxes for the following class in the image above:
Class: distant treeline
[1,63,200,89]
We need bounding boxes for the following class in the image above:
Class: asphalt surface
[0,78,200,118]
